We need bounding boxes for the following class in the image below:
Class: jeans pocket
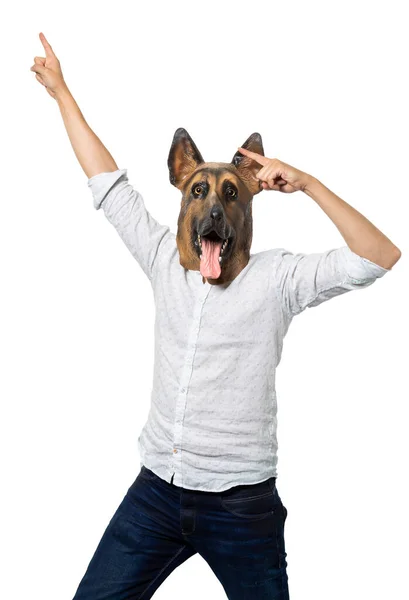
[221,489,276,521]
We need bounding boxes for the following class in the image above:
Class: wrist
[302,174,321,197]
[54,83,71,103]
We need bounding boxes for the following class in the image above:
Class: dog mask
[168,128,265,286]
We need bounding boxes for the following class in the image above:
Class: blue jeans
[72,465,289,599]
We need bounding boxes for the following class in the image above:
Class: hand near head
[30,32,67,99]
[237,147,311,193]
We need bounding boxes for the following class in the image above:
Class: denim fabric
[72,466,289,599]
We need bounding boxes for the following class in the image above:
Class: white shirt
[88,168,391,492]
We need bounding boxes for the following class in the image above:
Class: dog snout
[210,205,224,223]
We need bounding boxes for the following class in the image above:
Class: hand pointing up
[30,32,67,99]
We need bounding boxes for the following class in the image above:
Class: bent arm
[303,175,401,269]
[272,174,401,317]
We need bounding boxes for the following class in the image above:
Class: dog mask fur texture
[168,128,265,286]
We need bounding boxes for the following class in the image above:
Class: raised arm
[31,32,174,281]
[30,32,117,177]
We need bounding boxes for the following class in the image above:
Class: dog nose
[210,206,223,222]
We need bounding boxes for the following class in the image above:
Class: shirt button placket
[171,283,212,484]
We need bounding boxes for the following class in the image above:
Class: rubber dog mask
[168,128,265,286]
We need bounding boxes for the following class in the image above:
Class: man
[31,32,401,600]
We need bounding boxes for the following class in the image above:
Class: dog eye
[193,185,204,196]
[226,188,237,199]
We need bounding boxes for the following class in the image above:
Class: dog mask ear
[231,132,264,195]
[168,128,205,190]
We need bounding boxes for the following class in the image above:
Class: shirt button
[180,388,186,393]
[173,448,178,453]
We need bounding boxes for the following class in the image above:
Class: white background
[1,1,408,598]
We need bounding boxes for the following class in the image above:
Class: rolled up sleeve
[272,245,391,317]
[88,168,173,281]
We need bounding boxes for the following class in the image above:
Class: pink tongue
[200,237,222,279]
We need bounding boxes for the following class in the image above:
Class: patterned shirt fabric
[88,168,391,492]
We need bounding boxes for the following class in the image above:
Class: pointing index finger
[39,32,55,57]
[237,147,269,166]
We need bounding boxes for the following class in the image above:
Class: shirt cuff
[341,245,391,283]
[87,168,128,210]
